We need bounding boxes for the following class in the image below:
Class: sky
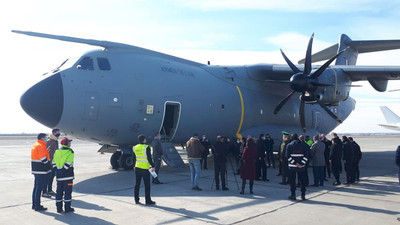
[1,0,400,134]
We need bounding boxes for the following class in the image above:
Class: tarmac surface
[0,135,399,225]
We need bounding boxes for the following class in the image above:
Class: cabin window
[97,58,111,71]
[77,57,94,70]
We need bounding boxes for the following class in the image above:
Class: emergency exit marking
[146,105,154,114]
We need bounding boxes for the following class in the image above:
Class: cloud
[170,0,400,13]
[264,32,332,52]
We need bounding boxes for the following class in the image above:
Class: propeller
[274,33,347,132]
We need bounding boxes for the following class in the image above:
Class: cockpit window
[77,57,94,70]
[97,58,111,71]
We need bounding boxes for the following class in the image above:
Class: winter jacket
[31,140,51,175]
[186,137,204,159]
[286,139,308,172]
[53,145,74,181]
[240,146,257,180]
[212,141,229,163]
[310,141,325,167]
[330,142,342,163]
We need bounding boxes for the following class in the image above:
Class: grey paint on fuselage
[55,49,354,145]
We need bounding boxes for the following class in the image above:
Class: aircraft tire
[119,153,134,170]
[110,151,121,169]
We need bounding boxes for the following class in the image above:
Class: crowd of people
[184,131,364,201]
[30,130,367,212]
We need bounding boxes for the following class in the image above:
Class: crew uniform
[133,136,156,205]
[279,133,291,185]
[286,136,308,200]
[31,135,52,211]
[54,138,75,213]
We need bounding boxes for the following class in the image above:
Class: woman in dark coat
[240,138,257,194]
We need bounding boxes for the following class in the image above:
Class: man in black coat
[330,137,342,185]
[320,134,332,180]
[342,136,355,184]
[200,135,211,170]
[212,136,229,190]
[265,134,275,168]
[256,134,268,181]
[286,133,308,200]
[349,137,362,182]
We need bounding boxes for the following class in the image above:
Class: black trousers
[299,165,309,186]
[344,162,355,183]
[288,170,306,195]
[266,150,275,167]
[331,162,341,182]
[353,161,360,180]
[241,179,254,191]
[200,155,208,169]
[32,174,47,209]
[214,162,227,188]
[256,158,267,180]
[56,180,73,210]
[281,161,288,183]
[324,159,331,178]
[135,168,151,203]
[153,158,162,182]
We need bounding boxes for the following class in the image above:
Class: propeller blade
[310,47,348,79]
[310,92,342,123]
[299,93,306,132]
[315,82,335,87]
[264,80,291,84]
[317,100,343,123]
[304,33,314,75]
[274,90,296,114]
[280,49,301,73]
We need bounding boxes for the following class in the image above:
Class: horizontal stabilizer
[380,106,400,124]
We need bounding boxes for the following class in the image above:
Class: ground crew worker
[305,136,313,147]
[54,137,75,213]
[133,135,156,205]
[31,133,52,211]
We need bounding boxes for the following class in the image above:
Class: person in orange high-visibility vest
[31,133,51,211]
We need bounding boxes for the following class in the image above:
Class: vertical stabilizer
[380,106,400,124]
[335,34,359,65]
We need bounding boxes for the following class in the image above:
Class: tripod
[211,157,239,190]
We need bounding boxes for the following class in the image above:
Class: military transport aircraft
[13,30,400,169]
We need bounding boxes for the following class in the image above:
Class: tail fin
[380,106,400,124]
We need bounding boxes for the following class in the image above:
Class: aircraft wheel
[110,151,121,169]
[119,153,134,170]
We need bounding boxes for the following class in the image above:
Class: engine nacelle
[313,68,351,106]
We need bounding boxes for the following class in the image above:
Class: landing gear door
[159,101,181,142]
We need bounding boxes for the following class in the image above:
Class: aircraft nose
[20,73,64,128]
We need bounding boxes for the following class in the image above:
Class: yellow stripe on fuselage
[236,86,244,139]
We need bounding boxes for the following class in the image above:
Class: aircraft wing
[378,124,400,132]
[336,65,400,81]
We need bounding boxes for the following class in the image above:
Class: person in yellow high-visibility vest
[133,135,156,205]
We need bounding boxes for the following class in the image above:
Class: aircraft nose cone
[20,73,64,128]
